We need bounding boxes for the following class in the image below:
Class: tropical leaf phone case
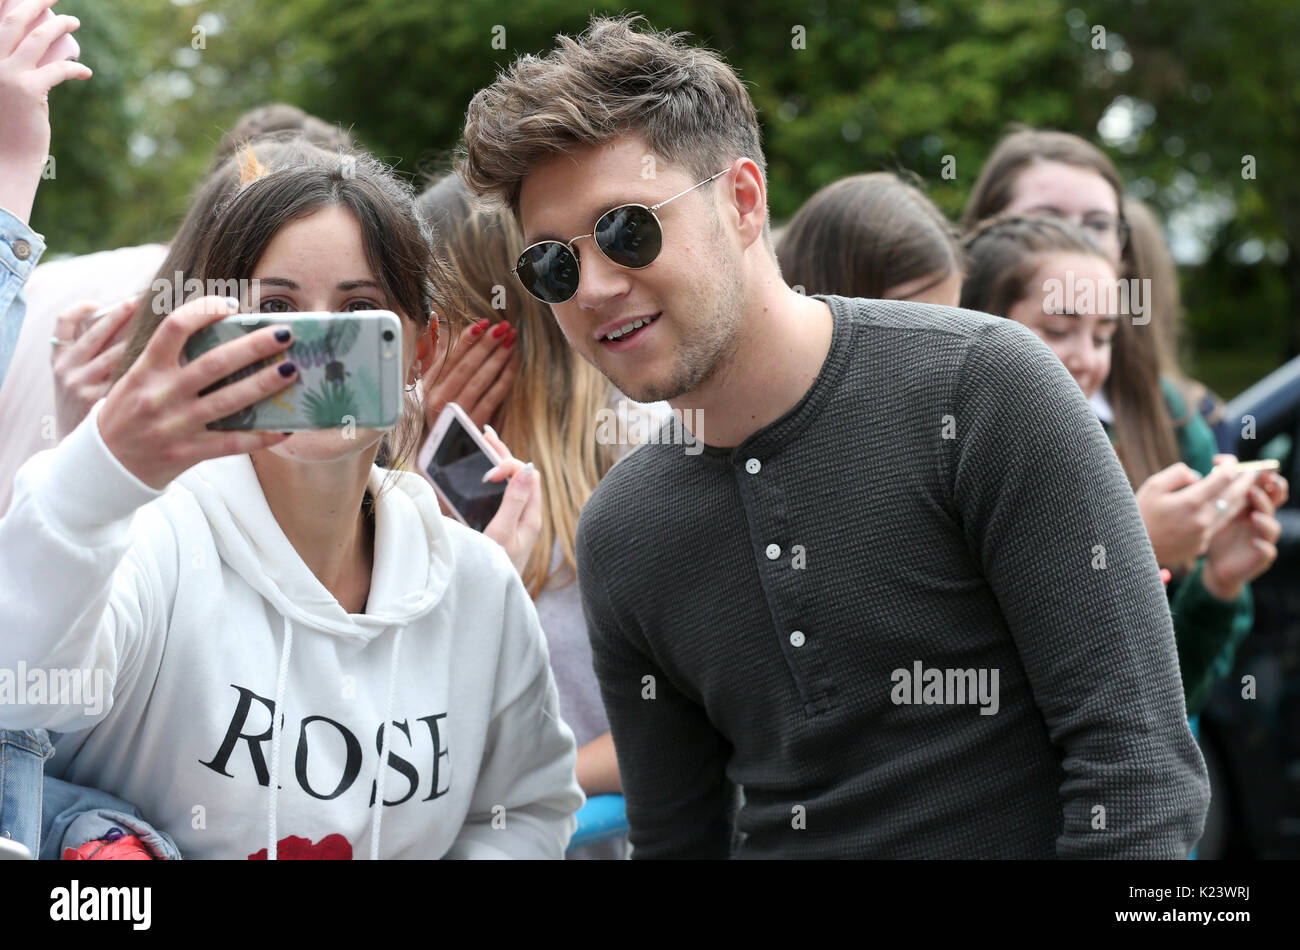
[183,311,405,431]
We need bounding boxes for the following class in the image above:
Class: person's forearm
[0,156,44,226]
[575,731,622,796]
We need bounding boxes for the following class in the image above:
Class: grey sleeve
[948,320,1209,858]
[577,507,732,859]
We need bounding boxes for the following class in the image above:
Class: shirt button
[13,240,31,261]
[765,543,781,560]
[789,630,805,648]
[745,457,761,474]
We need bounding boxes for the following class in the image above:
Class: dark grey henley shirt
[576,294,1210,859]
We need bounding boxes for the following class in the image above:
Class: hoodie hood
[176,454,452,642]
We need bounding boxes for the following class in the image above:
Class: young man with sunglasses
[459,15,1209,859]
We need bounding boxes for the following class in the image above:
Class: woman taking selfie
[960,214,1288,715]
[0,145,583,859]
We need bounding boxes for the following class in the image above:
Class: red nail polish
[471,318,490,336]
[503,329,517,350]
[491,322,510,339]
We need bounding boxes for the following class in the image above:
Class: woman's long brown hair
[962,129,1180,488]
[1122,197,1213,428]
[776,172,962,298]
[416,174,617,598]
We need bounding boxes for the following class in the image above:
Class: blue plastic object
[567,794,628,851]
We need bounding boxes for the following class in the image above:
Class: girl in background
[776,172,963,306]
[1123,196,1228,432]
[960,214,1287,715]
[416,173,627,858]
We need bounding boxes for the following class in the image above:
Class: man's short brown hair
[458,15,767,228]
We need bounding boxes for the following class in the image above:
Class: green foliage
[31,0,1300,396]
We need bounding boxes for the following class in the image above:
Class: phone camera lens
[382,329,395,342]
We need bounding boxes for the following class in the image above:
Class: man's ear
[729,158,767,251]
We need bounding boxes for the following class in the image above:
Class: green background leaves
[38,0,1300,396]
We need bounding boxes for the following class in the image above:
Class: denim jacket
[0,206,46,391]
[0,729,52,855]
[0,730,180,859]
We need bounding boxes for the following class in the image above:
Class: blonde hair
[416,174,616,597]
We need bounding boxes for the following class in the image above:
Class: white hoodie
[0,401,584,859]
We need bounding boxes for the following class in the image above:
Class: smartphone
[1,0,80,67]
[418,403,507,531]
[183,311,404,431]
[1235,459,1281,473]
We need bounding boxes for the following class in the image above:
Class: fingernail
[275,328,291,343]
[471,318,490,336]
[481,466,499,484]
[491,322,509,339]
[503,328,517,350]
[225,297,241,311]
[520,461,536,475]
[278,362,297,377]
[483,424,499,442]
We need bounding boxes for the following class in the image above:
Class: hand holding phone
[419,404,542,574]
[479,423,544,575]
[98,296,296,490]
[182,311,404,431]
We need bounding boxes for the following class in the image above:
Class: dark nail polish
[275,328,291,343]
[278,362,297,377]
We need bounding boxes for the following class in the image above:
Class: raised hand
[0,0,91,223]
[98,296,298,489]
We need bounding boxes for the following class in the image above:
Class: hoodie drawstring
[369,625,405,861]
[266,615,295,861]
[262,616,404,861]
